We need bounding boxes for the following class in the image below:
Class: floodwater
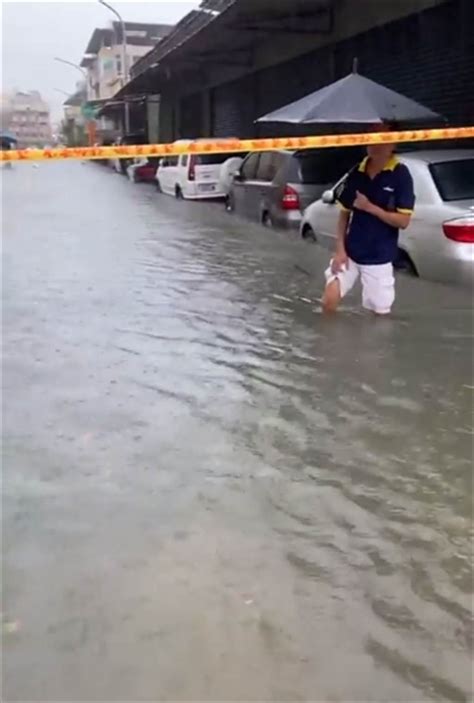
[2,162,473,702]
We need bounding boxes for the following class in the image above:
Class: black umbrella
[257,64,442,124]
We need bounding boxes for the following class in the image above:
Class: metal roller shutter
[180,92,204,138]
[205,0,471,140]
[334,0,473,127]
[211,75,257,138]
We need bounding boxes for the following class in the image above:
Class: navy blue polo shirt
[338,155,415,265]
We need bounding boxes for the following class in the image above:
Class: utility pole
[54,58,93,145]
[54,57,87,81]
[98,0,130,135]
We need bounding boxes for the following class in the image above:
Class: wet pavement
[3,162,473,702]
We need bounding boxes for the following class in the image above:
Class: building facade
[118,0,473,144]
[81,22,172,102]
[62,85,88,146]
[1,91,52,147]
[79,21,172,140]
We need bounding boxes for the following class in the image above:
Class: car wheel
[394,248,418,275]
[302,225,317,242]
[175,186,183,200]
[262,212,273,228]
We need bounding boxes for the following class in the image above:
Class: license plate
[199,183,215,192]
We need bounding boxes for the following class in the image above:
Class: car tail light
[442,216,474,243]
[281,184,300,210]
[188,155,196,181]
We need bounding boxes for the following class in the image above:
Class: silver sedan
[300,149,474,286]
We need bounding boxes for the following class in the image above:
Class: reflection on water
[3,163,473,702]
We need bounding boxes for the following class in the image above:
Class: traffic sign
[81,103,99,120]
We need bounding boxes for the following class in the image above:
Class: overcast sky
[1,1,199,122]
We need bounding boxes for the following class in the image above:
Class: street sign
[81,103,99,120]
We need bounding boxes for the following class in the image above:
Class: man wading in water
[323,127,415,315]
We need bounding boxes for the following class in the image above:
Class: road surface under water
[2,162,473,702]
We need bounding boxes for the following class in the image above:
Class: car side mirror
[322,189,335,204]
[233,170,244,182]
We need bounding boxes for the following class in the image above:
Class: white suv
[155,141,241,200]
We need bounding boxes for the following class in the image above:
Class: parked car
[226,147,363,230]
[300,149,474,286]
[127,157,160,183]
[155,142,242,200]
[1,132,17,169]
[110,133,147,175]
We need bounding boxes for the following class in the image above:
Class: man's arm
[336,209,351,251]
[331,209,351,272]
[332,170,354,266]
[354,191,412,229]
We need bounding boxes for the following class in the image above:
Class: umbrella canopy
[256,71,442,124]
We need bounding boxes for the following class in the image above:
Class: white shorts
[325,258,395,314]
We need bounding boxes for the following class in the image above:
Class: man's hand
[354,190,412,229]
[354,190,373,212]
[331,248,348,274]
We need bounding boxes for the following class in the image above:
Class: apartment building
[81,22,172,103]
[1,91,52,147]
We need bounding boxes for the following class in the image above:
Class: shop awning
[115,0,334,99]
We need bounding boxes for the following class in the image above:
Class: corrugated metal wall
[179,92,204,138]
[332,0,473,127]
[210,75,257,138]
[207,0,473,139]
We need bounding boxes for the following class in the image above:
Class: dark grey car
[227,148,362,231]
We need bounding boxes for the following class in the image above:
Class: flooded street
[3,162,472,702]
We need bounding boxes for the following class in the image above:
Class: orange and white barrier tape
[1,126,473,162]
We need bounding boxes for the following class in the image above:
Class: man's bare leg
[322,279,342,313]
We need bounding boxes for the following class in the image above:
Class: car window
[241,153,260,180]
[195,153,238,166]
[291,148,363,185]
[161,156,178,168]
[256,152,282,182]
[429,159,474,201]
[181,154,188,167]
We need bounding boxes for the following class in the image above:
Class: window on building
[126,30,147,38]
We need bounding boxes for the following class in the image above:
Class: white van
[155,142,244,200]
